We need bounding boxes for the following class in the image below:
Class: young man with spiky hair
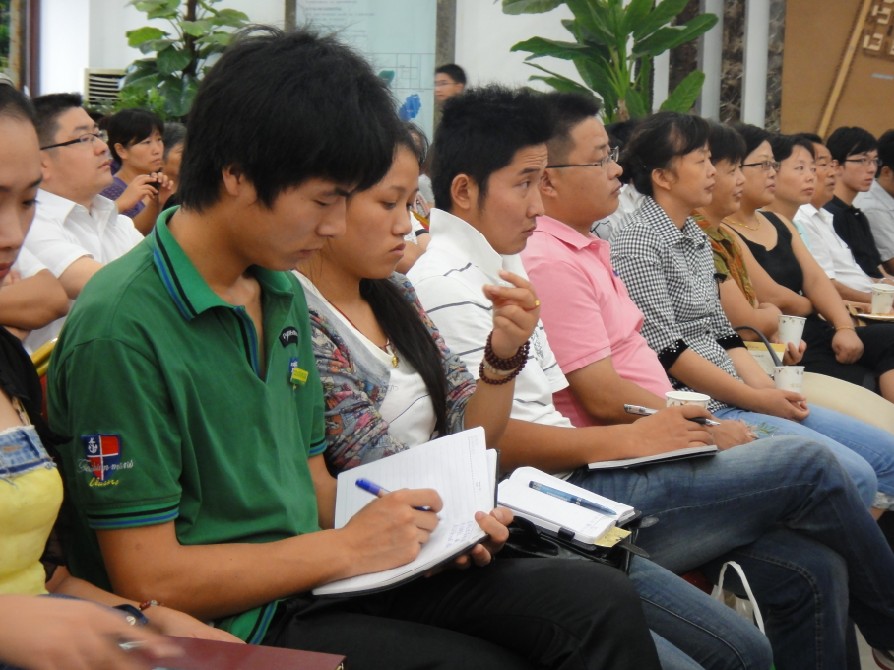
[49,29,661,670]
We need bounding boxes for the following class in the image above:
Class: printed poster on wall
[298,0,437,140]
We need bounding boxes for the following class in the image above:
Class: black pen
[623,403,720,427]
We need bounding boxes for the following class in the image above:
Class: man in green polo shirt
[48,28,661,670]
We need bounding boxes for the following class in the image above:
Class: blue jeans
[715,403,894,509]
[568,435,894,668]
[629,557,772,670]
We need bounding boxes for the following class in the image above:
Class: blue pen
[355,478,433,511]
[529,481,617,516]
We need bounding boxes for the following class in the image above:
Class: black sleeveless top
[733,211,804,294]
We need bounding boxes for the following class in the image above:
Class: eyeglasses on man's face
[40,130,108,151]
[741,160,781,172]
[546,146,620,170]
[844,155,881,167]
[814,159,839,169]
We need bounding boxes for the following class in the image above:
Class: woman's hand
[707,419,756,450]
[116,174,161,212]
[0,595,182,670]
[450,507,513,570]
[781,340,805,366]
[482,270,540,359]
[831,327,864,364]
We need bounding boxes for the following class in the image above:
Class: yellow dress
[0,425,63,595]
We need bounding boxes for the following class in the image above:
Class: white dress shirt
[794,203,875,293]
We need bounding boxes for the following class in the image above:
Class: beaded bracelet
[483,332,530,370]
[479,359,525,385]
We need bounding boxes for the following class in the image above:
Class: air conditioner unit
[84,68,125,108]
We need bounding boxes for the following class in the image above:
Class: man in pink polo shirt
[521,97,749,444]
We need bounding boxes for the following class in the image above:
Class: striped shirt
[408,208,573,429]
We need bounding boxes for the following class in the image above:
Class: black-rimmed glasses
[40,130,108,151]
[547,146,620,170]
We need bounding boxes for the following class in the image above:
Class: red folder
[153,637,346,669]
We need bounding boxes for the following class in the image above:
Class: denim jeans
[715,403,894,509]
[568,435,894,668]
[629,557,772,670]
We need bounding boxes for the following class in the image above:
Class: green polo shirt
[49,208,326,642]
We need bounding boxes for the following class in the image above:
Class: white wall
[39,0,287,95]
[455,0,578,90]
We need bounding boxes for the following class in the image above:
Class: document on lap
[498,467,637,546]
[313,427,496,596]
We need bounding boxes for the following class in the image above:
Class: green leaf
[631,0,690,39]
[180,19,214,37]
[633,13,718,57]
[157,46,192,76]
[624,89,649,119]
[565,0,615,46]
[528,74,598,99]
[502,0,566,15]
[510,36,589,61]
[132,0,180,21]
[210,8,250,27]
[156,75,199,119]
[621,0,654,35]
[659,69,705,112]
[137,38,174,55]
[126,26,166,48]
[195,31,233,48]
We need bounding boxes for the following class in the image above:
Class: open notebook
[313,427,497,596]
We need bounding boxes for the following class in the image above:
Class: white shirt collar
[37,189,118,229]
[427,208,528,281]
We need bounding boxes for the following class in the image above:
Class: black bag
[501,513,651,573]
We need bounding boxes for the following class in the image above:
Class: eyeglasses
[40,130,108,151]
[844,156,881,167]
[547,146,620,170]
[741,160,780,172]
[815,159,839,169]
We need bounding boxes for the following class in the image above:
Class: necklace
[722,215,761,232]
[328,300,400,368]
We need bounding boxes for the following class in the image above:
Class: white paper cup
[777,315,806,346]
[773,365,804,393]
[665,391,711,408]
[870,284,894,315]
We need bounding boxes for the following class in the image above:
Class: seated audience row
[6,27,894,670]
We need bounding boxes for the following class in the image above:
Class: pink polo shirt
[522,215,672,427]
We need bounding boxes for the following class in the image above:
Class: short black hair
[431,85,554,209]
[706,121,746,165]
[434,63,466,85]
[178,27,402,212]
[621,111,710,197]
[730,122,770,157]
[32,93,84,148]
[402,122,429,169]
[163,122,187,161]
[105,108,164,163]
[542,92,602,164]
[795,132,823,146]
[768,133,815,163]
[0,85,36,126]
[878,129,894,170]
[826,126,877,163]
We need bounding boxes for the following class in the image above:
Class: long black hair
[362,126,449,436]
